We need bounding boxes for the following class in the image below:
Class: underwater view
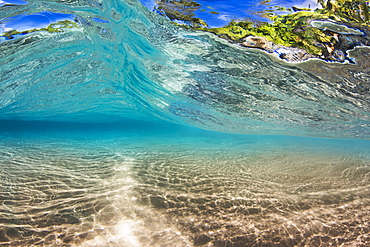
[1,0,370,246]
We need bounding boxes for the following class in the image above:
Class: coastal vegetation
[1,20,78,40]
[317,0,369,24]
[155,0,370,62]
[1,0,369,62]
[206,0,368,54]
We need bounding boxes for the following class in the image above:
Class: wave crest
[0,0,369,138]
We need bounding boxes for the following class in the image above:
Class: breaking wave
[1,0,369,138]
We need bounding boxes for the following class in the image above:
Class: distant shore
[153,0,370,63]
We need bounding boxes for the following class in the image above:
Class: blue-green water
[1,0,370,246]
[1,121,370,246]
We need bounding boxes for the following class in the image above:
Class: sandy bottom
[0,130,369,246]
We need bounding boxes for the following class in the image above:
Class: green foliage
[206,11,337,55]
[203,1,369,56]
[2,20,78,39]
[154,0,369,57]
[317,0,370,24]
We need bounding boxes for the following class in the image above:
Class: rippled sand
[1,127,369,246]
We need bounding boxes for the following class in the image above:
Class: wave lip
[0,0,369,139]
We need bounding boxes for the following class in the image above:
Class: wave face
[1,0,370,138]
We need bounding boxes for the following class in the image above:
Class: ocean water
[1,0,370,246]
[1,121,370,246]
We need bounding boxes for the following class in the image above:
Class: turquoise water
[1,121,370,246]
[1,0,369,138]
[1,0,370,246]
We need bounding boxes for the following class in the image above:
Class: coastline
[152,0,370,63]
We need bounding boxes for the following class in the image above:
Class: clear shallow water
[0,0,370,246]
[1,121,370,246]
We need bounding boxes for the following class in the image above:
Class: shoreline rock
[240,36,318,63]
[236,21,370,64]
